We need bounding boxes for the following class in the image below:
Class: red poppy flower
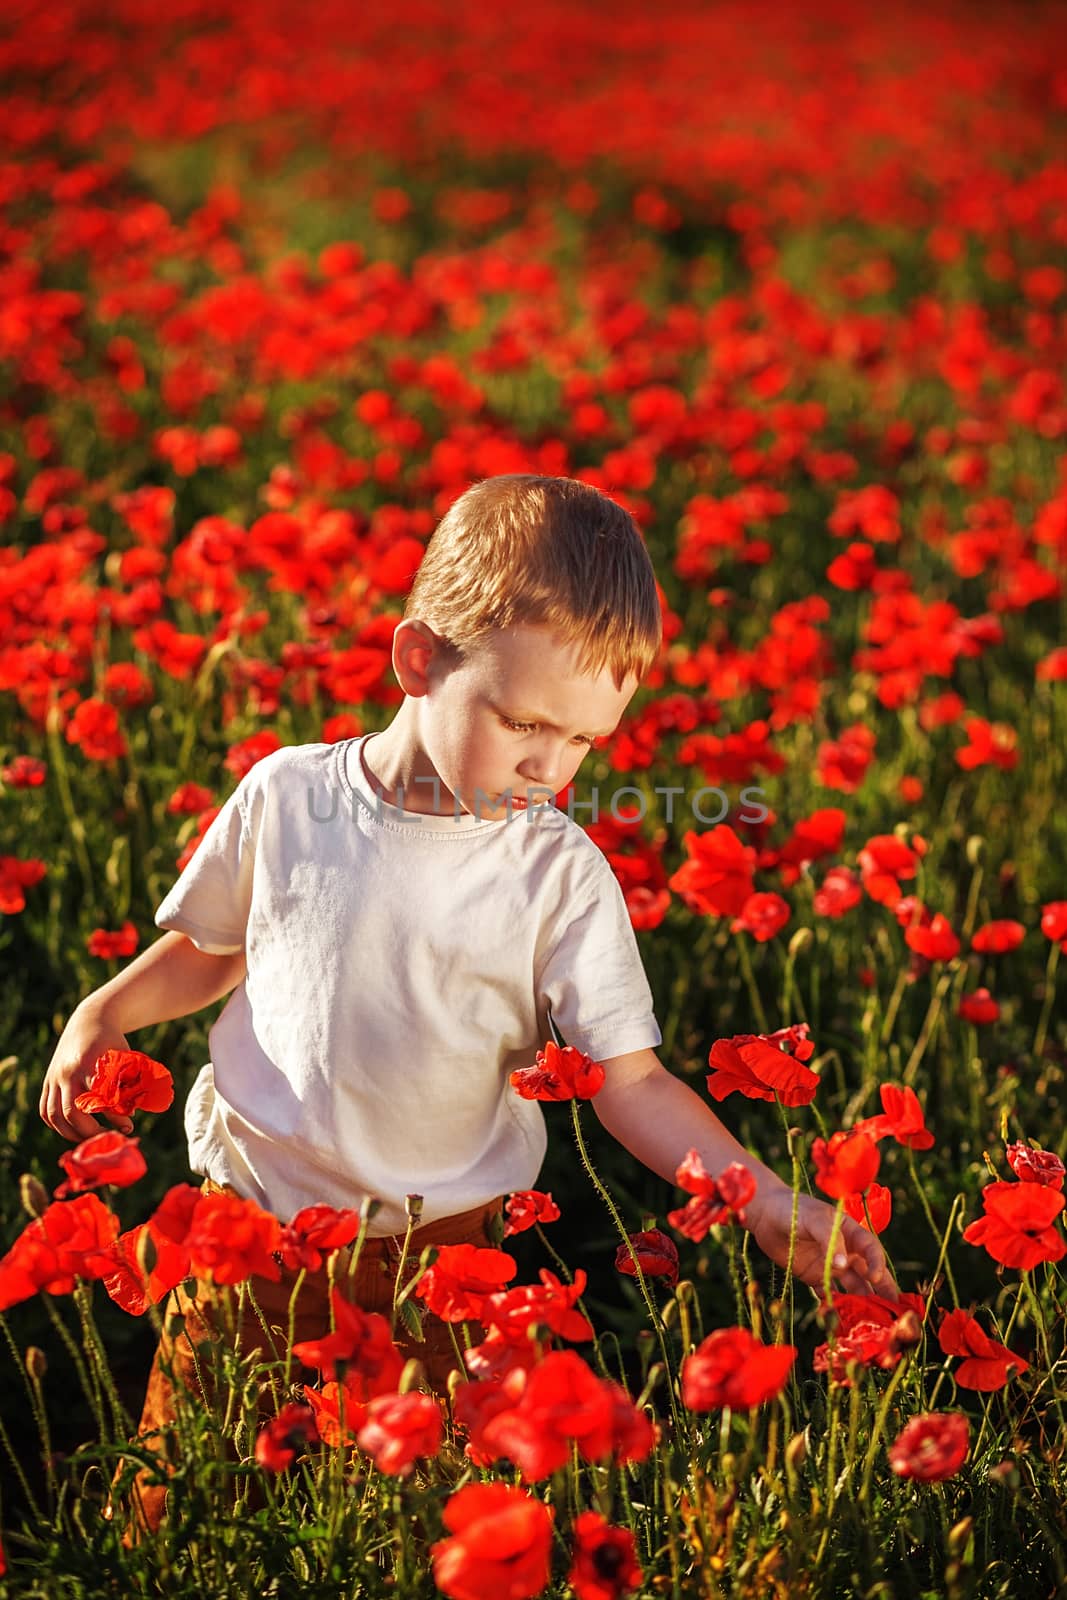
[0,856,47,915]
[432,1482,554,1600]
[706,1027,819,1107]
[472,1269,593,1368]
[1,755,47,788]
[356,1391,443,1476]
[277,1204,362,1271]
[292,1289,405,1393]
[166,781,216,815]
[55,1131,146,1197]
[816,724,876,792]
[510,1040,605,1101]
[1005,1142,1065,1188]
[568,1511,644,1600]
[223,729,283,779]
[905,913,961,962]
[615,1229,679,1286]
[888,1413,969,1481]
[148,1182,202,1245]
[86,921,140,960]
[185,1191,282,1286]
[682,1327,797,1411]
[857,834,920,906]
[667,825,756,917]
[65,698,128,761]
[813,1308,921,1384]
[667,1151,756,1241]
[415,1243,517,1322]
[503,1190,561,1238]
[812,1130,880,1199]
[100,1221,190,1316]
[813,866,862,918]
[732,891,790,941]
[772,808,847,886]
[255,1402,319,1472]
[0,1195,119,1310]
[1040,901,1067,950]
[971,920,1025,954]
[854,1084,934,1150]
[962,1181,1066,1269]
[937,1309,1029,1391]
[958,987,1000,1024]
[303,1377,368,1447]
[956,718,1018,772]
[843,1182,892,1234]
[73,1049,174,1117]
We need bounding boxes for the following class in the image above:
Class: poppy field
[2,0,1067,1594]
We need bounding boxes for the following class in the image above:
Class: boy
[41,475,889,1522]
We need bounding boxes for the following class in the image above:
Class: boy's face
[417,622,639,819]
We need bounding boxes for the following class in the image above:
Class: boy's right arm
[40,930,247,1142]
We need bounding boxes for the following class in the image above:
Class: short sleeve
[537,854,662,1061]
[154,775,259,954]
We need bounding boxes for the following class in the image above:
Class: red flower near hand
[854,1084,934,1151]
[568,1511,644,1600]
[937,1309,1029,1391]
[962,1181,1066,1270]
[55,1131,147,1197]
[184,1191,282,1286]
[682,1327,797,1411]
[292,1288,405,1393]
[255,1402,318,1471]
[813,1130,880,1199]
[278,1204,362,1271]
[706,1026,818,1107]
[1005,1142,1065,1188]
[73,1049,174,1117]
[843,1182,892,1234]
[356,1391,443,1476]
[888,1413,969,1481]
[615,1229,679,1286]
[503,1190,561,1237]
[415,1242,517,1322]
[0,1195,119,1310]
[432,1482,554,1600]
[905,913,960,962]
[667,1150,756,1241]
[668,825,756,917]
[510,1040,605,1101]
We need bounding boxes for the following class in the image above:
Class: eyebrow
[496,704,619,740]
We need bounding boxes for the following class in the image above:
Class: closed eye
[500,716,596,747]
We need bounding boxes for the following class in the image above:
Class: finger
[840,1218,893,1289]
[102,1110,135,1135]
[59,1099,105,1143]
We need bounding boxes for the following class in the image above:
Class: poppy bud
[25,1346,47,1380]
[948,1516,973,1555]
[360,1196,382,1224]
[20,1174,48,1218]
[788,928,813,957]
[786,1430,807,1468]
[404,1193,424,1223]
[399,1358,426,1394]
[965,835,985,866]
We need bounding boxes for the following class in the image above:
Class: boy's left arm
[593,1047,893,1299]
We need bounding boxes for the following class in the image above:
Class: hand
[39,1000,136,1143]
[748,1182,895,1298]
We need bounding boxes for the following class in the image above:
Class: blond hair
[403,476,662,687]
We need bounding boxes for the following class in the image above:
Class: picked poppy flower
[971,920,1025,954]
[503,1190,561,1237]
[681,1326,797,1411]
[86,921,139,959]
[888,1413,969,1481]
[510,1040,605,1101]
[356,1391,443,1476]
[185,1191,282,1286]
[962,1181,1066,1270]
[1005,1142,1065,1189]
[255,1402,319,1471]
[667,1150,756,1241]
[843,1181,892,1234]
[937,1309,1029,1391]
[958,987,1000,1025]
[415,1242,517,1322]
[905,913,961,962]
[568,1510,644,1600]
[278,1204,362,1271]
[73,1049,174,1117]
[706,1026,819,1107]
[615,1229,679,1286]
[854,1084,935,1150]
[812,1130,880,1199]
[292,1289,405,1394]
[433,1482,555,1600]
[55,1131,147,1197]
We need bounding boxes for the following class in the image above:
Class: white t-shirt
[154,736,662,1233]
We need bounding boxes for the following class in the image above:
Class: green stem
[1033,940,1060,1062]
[908,1151,960,1307]
[858,1354,912,1504]
[734,932,769,1033]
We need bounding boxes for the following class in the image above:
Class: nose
[516,741,563,789]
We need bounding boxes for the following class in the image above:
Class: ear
[392,618,445,697]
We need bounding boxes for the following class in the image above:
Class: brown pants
[121,1182,502,1536]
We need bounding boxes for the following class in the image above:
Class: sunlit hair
[403,475,662,687]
